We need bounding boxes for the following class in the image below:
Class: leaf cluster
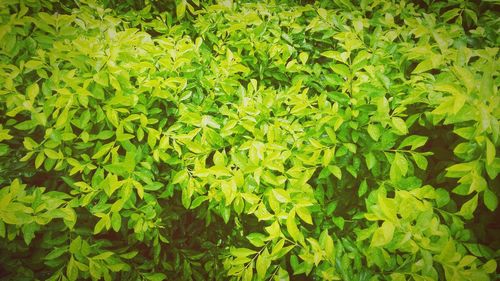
[0,0,499,280]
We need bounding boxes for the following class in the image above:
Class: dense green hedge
[0,0,499,280]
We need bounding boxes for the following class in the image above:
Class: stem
[267,265,280,281]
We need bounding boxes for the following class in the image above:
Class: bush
[0,0,498,280]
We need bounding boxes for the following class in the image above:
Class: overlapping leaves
[0,0,498,280]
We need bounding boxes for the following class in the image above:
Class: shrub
[0,0,498,280]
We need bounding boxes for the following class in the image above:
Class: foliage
[0,0,499,280]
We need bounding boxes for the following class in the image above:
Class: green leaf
[412,153,428,170]
[120,251,139,259]
[45,247,68,260]
[176,0,186,19]
[330,64,350,77]
[378,193,397,222]
[398,135,428,150]
[92,142,114,159]
[459,194,478,219]
[14,120,37,130]
[482,260,497,274]
[25,60,43,69]
[243,266,253,281]
[89,259,102,279]
[437,240,456,262]
[144,273,167,281]
[332,216,345,230]
[370,221,395,247]
[111,212,121,232]
[322,148,334,167]
[458,255,476,268]
[246,233,266,247]
[321,51,339,59]
[93,71,108,86]
[446,162,474,177]
[93,251,114,260]
[365,152,376,170]
[66,256,79,281]
[367,124,380,141]
[94,216,107,234]
[272,188,291,203]
[23,137,38,150]
[265,220,281,238]
[441,8,461,22]
[34,152,45,168]
[70,236,82,254]
[55,108,69,128]
[104,163,128,176]
[391,117,408,135]
[435,188,450,208]
[44,148,61,160]
[328,165,342,180]
[299,52,309,64]
[27,83,39,100]
[483,189,498,211]
[22,223,37,245]
[296,206,313,225]
[230,247,257,258]
[394,153,408,176]
[221,180,236,206]
[190,196,208,209]
[286,209,303,244]
[256,248,270,280]
[413,59,433,74]
[319,230,334,263]
[485,138,495,165]
[172,169,189,184]
[317,8,327,19]
[358,180,368,197]
[390,152,408,180]
[464,9,478,25]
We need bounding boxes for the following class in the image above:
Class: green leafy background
[0,0,499,280]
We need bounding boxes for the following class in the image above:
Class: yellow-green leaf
[296,206,313,225]
[286,209,303,243]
